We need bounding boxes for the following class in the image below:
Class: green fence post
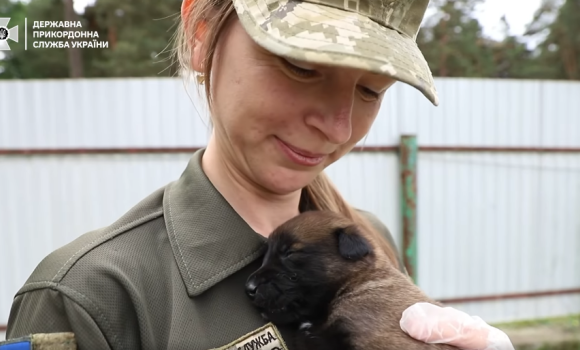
[400,134,418,284]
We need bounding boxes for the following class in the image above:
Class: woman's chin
[257,168,319,195]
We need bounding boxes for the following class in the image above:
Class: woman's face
[197,17,396,195]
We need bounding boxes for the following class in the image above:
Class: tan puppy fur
[246,210,459,350]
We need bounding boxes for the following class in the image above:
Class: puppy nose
[245,280,257,299]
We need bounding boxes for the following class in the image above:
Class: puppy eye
[284,250,296,258]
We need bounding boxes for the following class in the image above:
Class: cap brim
[233,0,439,106]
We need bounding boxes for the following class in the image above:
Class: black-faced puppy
[245,210,458,350]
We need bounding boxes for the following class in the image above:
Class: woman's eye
[281,58,318,78]
[358,86,381,101]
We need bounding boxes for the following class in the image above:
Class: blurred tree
[417,0,496,78]
[64,0,84,78]
[524,0,580,80]
[0,0,181,79]
[0,0,72,79]
[489,35,536,78]
[416,0,579,80]
[487,16,540,79]
[83,0,182,77]
[2,0,577,80]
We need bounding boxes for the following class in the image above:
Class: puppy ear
[335,225,371,261]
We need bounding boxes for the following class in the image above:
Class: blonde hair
[173,0,400,267]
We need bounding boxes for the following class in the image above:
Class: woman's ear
[191,21,208,73]
[181,0,208,74]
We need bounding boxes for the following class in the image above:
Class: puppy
[245,210,458,350]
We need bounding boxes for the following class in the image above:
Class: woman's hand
[400,302,515,350]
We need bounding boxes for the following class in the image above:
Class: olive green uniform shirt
[7,149,405,350]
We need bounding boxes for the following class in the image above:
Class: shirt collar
[163,149,267,297]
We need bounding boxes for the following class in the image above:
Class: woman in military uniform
[6,0,513,349]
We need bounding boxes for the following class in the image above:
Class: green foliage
[0,0,181,79]
[417,0,494,77]
[81,0,182,77]
[416,0,580,80]
[516,342,580,350]
[532,0,580,79]
[0,0,579,80]
[492,314,580,329]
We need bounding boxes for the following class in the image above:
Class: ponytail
[304,172,400,267]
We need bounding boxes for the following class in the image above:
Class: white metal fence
[1,77,579,330]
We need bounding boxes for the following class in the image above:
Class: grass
[492,314,580,350]
[515,342,580,350]
[492,314,580,330]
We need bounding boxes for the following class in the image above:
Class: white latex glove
[400,302,515,350]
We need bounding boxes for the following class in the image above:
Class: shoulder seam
[16,281,123,350]
[52,209,164,282]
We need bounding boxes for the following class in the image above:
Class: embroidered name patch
[211,323,288,350]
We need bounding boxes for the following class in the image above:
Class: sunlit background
[1,0,579,347]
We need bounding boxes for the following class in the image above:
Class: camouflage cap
[232,0,439,106]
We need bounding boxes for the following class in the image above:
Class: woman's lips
[276,138,326,167]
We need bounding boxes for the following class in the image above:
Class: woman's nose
[305,95,353,145]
